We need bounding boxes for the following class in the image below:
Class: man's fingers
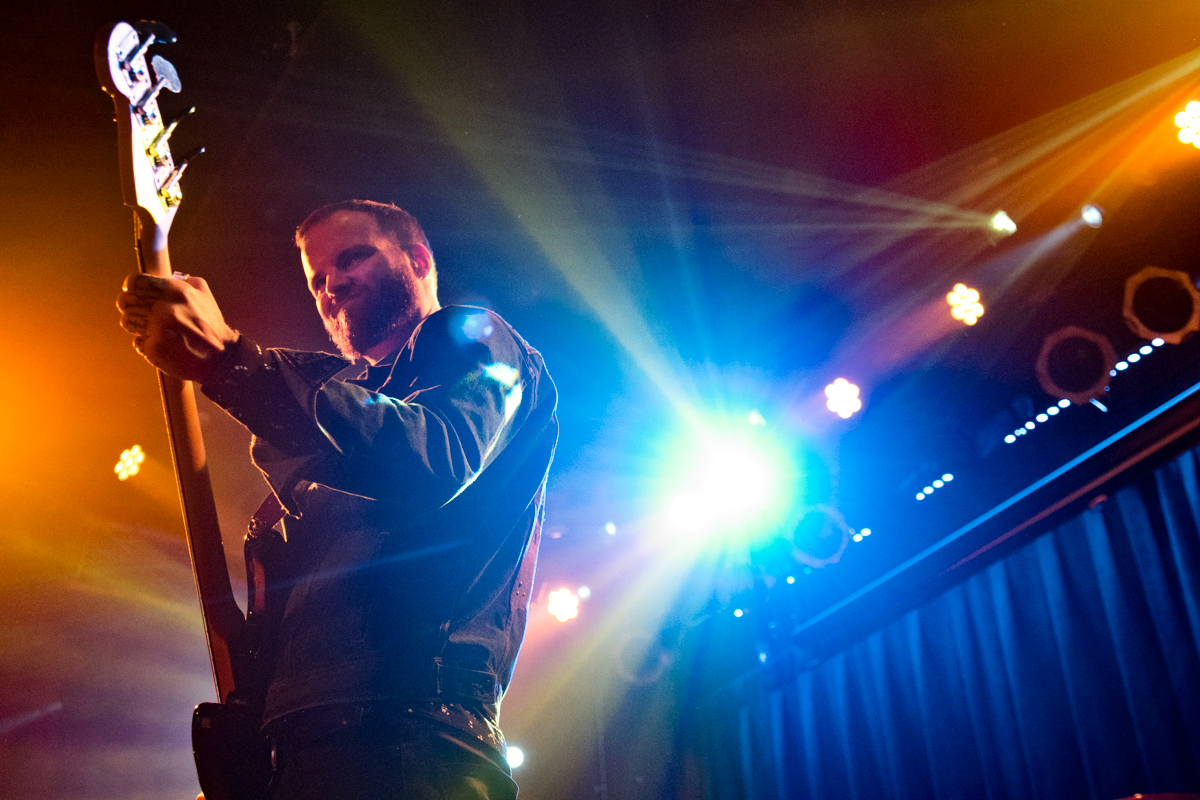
[120,313,149,335]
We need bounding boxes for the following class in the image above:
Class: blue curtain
[708,445,1200,800]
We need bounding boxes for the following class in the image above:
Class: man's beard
[323,268,419,360]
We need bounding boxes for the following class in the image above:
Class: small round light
[860,528,871,536]
[1058,399,1071,408]
[1036,413,1048,423]
[1140,345,1153,355]
[1081,204,1103,228]
[786,575,795,584]
[577,586,591,599]
[932,479,944,488]
[1005,434,1017,444]
[916,492,926,500]
[1153,337,1166,346]
[507,747,525,769]
[852,533,863,542]
[1025,421,1036,430]
[1128,353,1141,363]
[924,486,934,494]
[1116,362,1128,371]
[604,521,617,535]
[733,608,744,618]
[1047,406,1059,416]
[943,474,954,482]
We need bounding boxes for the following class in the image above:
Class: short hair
[295,200,432,254]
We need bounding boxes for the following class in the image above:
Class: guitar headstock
[96,21,196,255]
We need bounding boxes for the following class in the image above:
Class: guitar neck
[137,233,244,703]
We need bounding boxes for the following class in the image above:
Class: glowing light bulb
[114,445,146,481]
[947,283,985,325]
[547,588,579,622]
[824,378,863,419]
[506,747,525,769]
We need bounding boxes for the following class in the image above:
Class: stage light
[786,575,795,584]
[1036,326,1115,405]
[1175,100,1200,147]
[663,427,793,541]
[506,747,525,769]
[990,210,1017,234]
[860,527,872,536]
[852,532,863,542]
[547,588,579,622]
[748,409,767,426]
[1080,204,1104,228]
[1123,266,1200,344]
[577,586,591,599]
[947,284,985,325]
[824,378,863,418]
[604,521,617,536]
[733,608,744,618]
[114,445,145,481]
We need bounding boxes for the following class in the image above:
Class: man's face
[300,211,428,360]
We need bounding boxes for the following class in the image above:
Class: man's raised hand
[116,273,239,383]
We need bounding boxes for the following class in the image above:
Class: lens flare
[1176,100,1200,147]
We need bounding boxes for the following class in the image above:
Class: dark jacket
[202,306,557,741]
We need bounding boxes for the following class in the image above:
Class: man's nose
[327,271,353,298]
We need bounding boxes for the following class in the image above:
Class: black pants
[270,716,518,799]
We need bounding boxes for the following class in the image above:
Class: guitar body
[96,20,272,799]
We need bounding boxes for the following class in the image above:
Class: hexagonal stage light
[1123,266,1200,345]
[1036,326,1117,406]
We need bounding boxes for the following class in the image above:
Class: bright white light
[916,492,926,500]
[748,410,767,426]
[1048,406,1059,416]
[733,608,744,618]
[990,210,1017,234]
[547,588,579,622]
[860,528,872,536]
[1005,434,1017,444]
[825,378,863,419]
[947,283,985,325]
[604,521,617,535]
[943,474,954,482]
[1140,345,1153,355]
[933,479,944,488]
[1058,399,1071,408]
[114,445,146,481]
[1153,338,1165,346]
[1036,413,1048,423]
[1116,361,1128,371]
[853,533,863,542]
[1128,353,1141,363]
[668,491,709,533]
[577,586,591,599]
[506,747,525,769]
[1175,100,1200,147]
[786,575,795,584]
[1025,421,1035,430]
[1081,204,1103,228]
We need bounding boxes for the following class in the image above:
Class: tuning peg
[136,55,181,114]
[161,146,205,203]
[122,21,177,71]
[151,106,196,155]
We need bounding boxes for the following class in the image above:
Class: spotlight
[824,378,862,419]
[1123,266,1200,345]
[990,210,1017,235]
[947,283,985,325]
[506,747,525,769]
[1036,326,1116,405]
[547,588,579,622]
[1080,204,1104,228]
[114,445,146,481]
[1175,100,1200,147]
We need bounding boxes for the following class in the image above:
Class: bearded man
[117,200,558,799]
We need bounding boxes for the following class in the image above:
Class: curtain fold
[711,446,1200,800]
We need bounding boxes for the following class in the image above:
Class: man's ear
[408,244,435,280]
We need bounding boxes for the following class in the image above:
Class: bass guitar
[95,20,272,799]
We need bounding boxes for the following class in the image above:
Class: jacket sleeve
[200,310,534,516]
